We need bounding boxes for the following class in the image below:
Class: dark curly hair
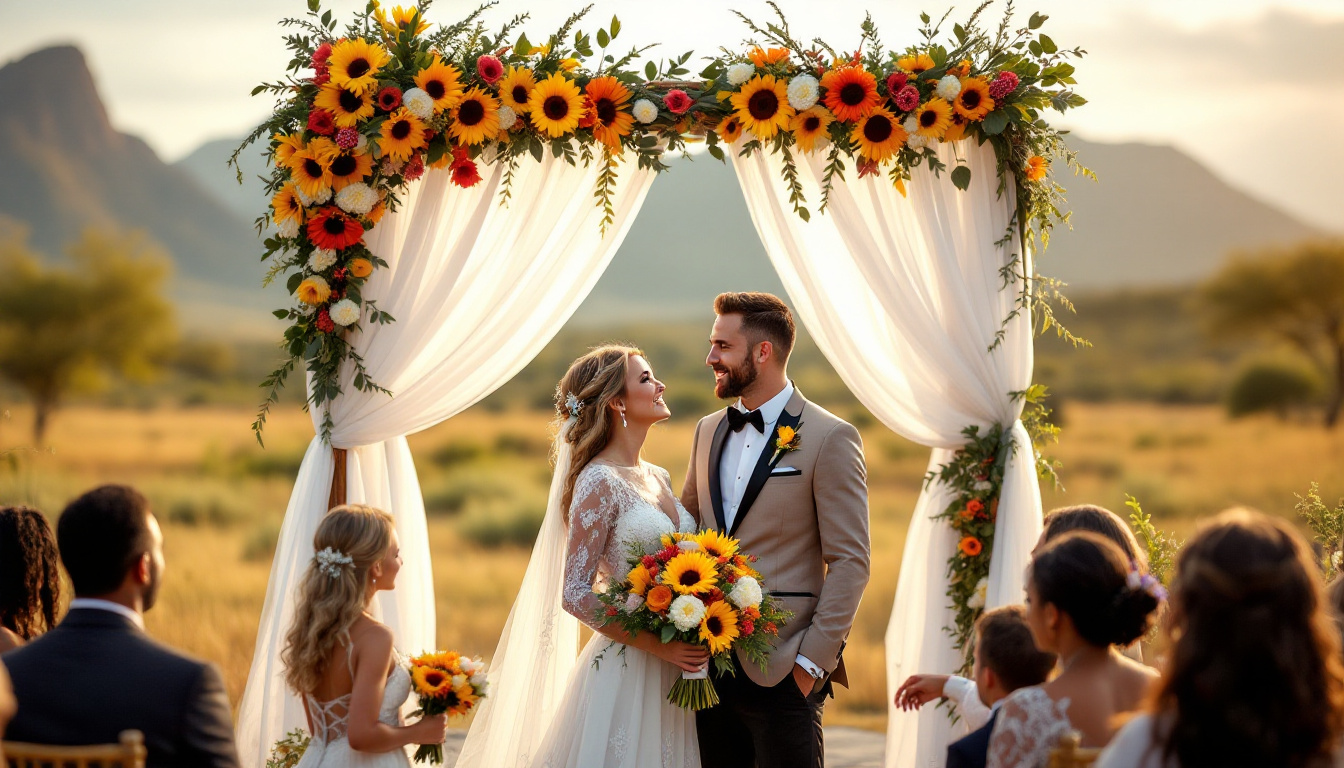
[0,506,63,640]
[1030,531,1160,648]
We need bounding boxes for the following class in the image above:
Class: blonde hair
[282,504,395,695]
[555,345,642,519]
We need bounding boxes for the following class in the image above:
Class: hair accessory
[1126,565,1167,603]
[315,546,354,579]
[564,392,583,421]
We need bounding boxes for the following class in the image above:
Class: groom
[682,292,870,768]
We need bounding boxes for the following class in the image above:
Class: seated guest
[986,531,1161,768]
[0,506,63,652]
[0,660,14,753]
[2,485,239,768]
[947,606,1057,768]
[1099,509,1344,768]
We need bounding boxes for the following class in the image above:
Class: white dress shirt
[68,597,146,629]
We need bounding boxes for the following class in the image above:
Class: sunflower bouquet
[594,530,792,710]
[406,650,488,764]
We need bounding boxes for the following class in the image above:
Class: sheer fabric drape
[236,155,655,768]
[731,139,1043,767]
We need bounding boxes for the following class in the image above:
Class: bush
[1226,362,1320,419]
[457,499,545,548]
[242,523,280,562]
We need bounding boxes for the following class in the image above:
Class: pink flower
[335,128,359,150]
[312,42,333,68]
[403,153,425,181]
[894,84,920,112]
[885,71,908,95]
[989,71,1019,101]
[307,109,336,136]
[476,55,504,84]
[662,89,693,115]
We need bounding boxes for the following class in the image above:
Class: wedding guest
[281,504,446,766]
[1039,504,1145,567]
[0,660,14,747]
[0,505,62,652]
[1098,509,1344,768]
[946,606,1056,768]
[985,531,1161,768]
[2,485,239,768]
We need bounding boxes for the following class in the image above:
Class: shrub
[1226,362,1320,419]
[457,500,545,548]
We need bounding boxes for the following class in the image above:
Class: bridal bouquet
[594,530,792,710]
[407,650,489,764]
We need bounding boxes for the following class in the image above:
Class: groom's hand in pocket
[792,663,816,696]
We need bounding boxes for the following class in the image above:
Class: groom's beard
[714,356,758,400]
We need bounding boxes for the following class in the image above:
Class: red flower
[663,89,693,115]
[307,207,365,250]
[606,607,619,616]
[577,96,597,129]
[764,621,778,634]
[315,309,335,334]
[312,42,333,68]
[312,66,331,86]
[857,159,880,178]
[966,499,985,516]
[706,588,725,604]
[642,555,658,570]
[885,71,908,95]
[450,158,481,188]
[989,71,1019,101]
[740,619,755,636]
[476,55,504,84]
[404,153,425,181]
[331,267,348,282]
[893,84,919,112]
[377,86,402,111]
[335,128,359,150]
[307,109,336,136]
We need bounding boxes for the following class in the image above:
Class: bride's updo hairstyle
[555,344,642,520]
[282,504,395,695]
[1030,531,1160,648]
[1152,509,1344,768]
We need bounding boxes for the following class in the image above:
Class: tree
[0,222,177,443]
[1200,240,1344,427]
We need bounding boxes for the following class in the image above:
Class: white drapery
[236,155,655,768]
[731,139,1043,767]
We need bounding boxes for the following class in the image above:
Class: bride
[457,345,708,768]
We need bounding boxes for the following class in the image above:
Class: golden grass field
[2,400,1342,732]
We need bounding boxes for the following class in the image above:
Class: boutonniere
[771,423,803,463]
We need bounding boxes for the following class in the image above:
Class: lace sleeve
[562,466,621,626]
[986,688,1072,768]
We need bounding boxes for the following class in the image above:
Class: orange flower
[959,536,983,557]
[748,46,790,66]
[1025,155,1049,182]
[716,115,744,144]
[348,258,373,278]
[966,499,985,516]
[820,66,880,122]
[646,585,674,612]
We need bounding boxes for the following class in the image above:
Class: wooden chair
[2,729,146,768]
[1048,730,1102,768]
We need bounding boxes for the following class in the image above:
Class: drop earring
[621,411,627,428]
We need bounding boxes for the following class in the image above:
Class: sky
[3,0,1342,230]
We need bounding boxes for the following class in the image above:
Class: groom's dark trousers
[697,655,833,768]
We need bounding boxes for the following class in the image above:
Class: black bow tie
[726,408,765,434]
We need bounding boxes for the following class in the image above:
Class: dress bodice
[987,685,1073,768]
[305,649,412,745]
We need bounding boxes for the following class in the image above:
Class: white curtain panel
[731,139,1043,767]
[236,154,655,768]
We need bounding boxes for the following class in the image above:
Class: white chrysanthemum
[786,74,819,110]
[935,75,962,100]
[309,248,337,272]
[967,577,988,610]
[469,672,488,689]
[728,576,763,610]
[902,115,919,134]
[726,63,755,87]
[973,480,992,492]
[335,182,377,215]
[295,186,316,207]
[276,217,299,238]
[497,104,518,131]
[632,98,658,124]
[677,539,702,552]
[403,87,434,120]
[907,133,929,150]
[313,186,332,205]
[669,594,707,631]
[328,298,361,327]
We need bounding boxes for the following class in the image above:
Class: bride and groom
[459,291,871,768]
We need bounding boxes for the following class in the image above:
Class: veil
[454,418,582,768]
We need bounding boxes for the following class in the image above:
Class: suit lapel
[706,412,731,532]
[729,393,805,537]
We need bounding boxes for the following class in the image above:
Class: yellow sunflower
[327,38,390,95]
[314,82,375,128]
[448,87,501,146]
[385,5,429,36]
[411,665,453,696]
[585,76,634,150]
[529,73,585,138]
[378,107,428,161]
[414,55,464,112]
[447,683,480,715]
[327,148,374,191]
[498,66,536,113]
[699,600,741,655]
[954,77,995,121]
[271,182,305,225]
[852,106,907,163]
[661,551,719,595]
[694,530,739,560]
[913,98,953,139]
[716,115,744,144]
[942,114,969,143]
[730,74,795,140]
[896,52,936,74]
[284,141,337,199]
[627,564,653,596]
[272,133,306,165]
[789,107,834,153]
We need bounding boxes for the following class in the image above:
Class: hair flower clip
[315,546,354,579]
[565,392,583,421]
[1126,565,1168,603]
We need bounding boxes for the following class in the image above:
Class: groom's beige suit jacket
[681,387,870,688]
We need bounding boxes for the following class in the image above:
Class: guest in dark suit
[946,605,1057,768]
[1,485,239,768]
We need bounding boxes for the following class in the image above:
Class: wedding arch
[233,3,1087,766]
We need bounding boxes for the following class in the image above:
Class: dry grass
[3,401,1341,733]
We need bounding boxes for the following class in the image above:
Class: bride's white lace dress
[296,646,413,768]
[529,460,701,768]
[986,686,1073,768]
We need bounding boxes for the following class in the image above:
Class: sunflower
[627,564,653,596]
[661,551,719,595]
[1025,155,1049,182]
[498,66,536,113]
[729,74,795,140]
[414,55,465,112]
[716,115,744,144]
[789,106,834,153]
[314,82,375,128]
[446,87,500,146]
[388,5,429,36]
[852,106,907,163]
[271,182,305,225]
[585,76,634,149]
[942,114,969,143]
[307,206,365,250]
[327,149,374,191]
[378,107,428,161]
[446,683,480,715]
[284,141,336,199]
[699,600,741,655]
[272,133,306,165]
[327,38,390,95]
[913,98,953,139]
[820,67,880,123]
[529,73,585,138]
[411,665,453,697]
[896,53,936,74]
[953,77,995,121]
[694,530,739,560]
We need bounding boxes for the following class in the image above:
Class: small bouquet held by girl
[406,651,489,764]
[594,529,792,709]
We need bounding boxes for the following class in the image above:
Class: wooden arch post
[328,447,348,510]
